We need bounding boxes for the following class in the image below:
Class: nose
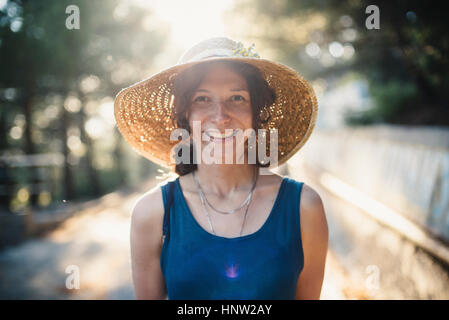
[210,100,231,126]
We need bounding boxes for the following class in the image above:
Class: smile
[205,130,238,142]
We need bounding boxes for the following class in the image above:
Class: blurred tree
[0,0,167,210]
[228,0,449,125]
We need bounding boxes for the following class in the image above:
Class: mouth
[204,129,238,142]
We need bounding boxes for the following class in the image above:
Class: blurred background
[0,0,448,299]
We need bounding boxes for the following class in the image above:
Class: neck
[195,163,257,198]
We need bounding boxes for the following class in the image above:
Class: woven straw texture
[114,39,318,171]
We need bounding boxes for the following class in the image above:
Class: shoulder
[130,181,167,237]
[299,183,323,212]
[294,182,328,299]
[298,183,328,245]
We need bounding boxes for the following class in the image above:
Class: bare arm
[295,183,329,300]
[130,186,168,300]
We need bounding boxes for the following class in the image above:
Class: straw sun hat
[114,37,318,171]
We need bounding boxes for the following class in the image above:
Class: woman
[114,37,328,300]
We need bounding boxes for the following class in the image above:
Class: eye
[230,95,245,102]
[193,96,209,102]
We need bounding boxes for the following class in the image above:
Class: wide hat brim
[114,56,318,171]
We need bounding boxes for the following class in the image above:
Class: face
[187,63,253,164]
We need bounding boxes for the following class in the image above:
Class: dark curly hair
[171,60,276,176]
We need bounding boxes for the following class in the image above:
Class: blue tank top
[160,176,304,300]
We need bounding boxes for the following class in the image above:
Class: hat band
[181,48,234,64]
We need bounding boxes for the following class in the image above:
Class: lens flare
[225,262,240,279]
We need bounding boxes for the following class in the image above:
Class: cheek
[239,104,253,126]
[188,106,210,119]
[241,111,253,129]
[187,113,205,132]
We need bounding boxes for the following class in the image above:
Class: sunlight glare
[144,0,234,49]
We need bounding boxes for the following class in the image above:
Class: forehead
[197,63,248,89]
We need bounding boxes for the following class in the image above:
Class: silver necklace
[192,168,258,236]
[192,167,258,215]
[198,185,254,236]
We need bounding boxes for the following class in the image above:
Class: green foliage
[0,0,166,209]
[345,80,418,125]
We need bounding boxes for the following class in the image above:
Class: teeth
[206,130,235,139]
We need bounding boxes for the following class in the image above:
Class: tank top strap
[284,177,304,230]
[160,178,177,237]
[280,177,305,263]
[282,177,304,212]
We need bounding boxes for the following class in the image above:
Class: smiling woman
[115,37,327,300]
[171,60,276,174]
